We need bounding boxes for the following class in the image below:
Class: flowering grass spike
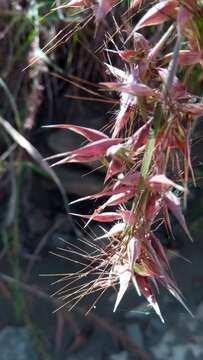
[48,0,203,321]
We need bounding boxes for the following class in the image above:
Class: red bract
[162,50,201,65]
[45,124,108,142]
[177,6,201,53]
[69,183,131,205]
[145,193,161,223]
[147,174,184,193]
[114,171,140,188]
[128,120,151,152]
[134,0,178,31]
[97,189,135,211]
[120,209,137,226]
[101,81,157,97]
[118,50,144,63]
[127,236,141,263]
[179,103,203,116]
[130,0,143,10]
[105,63,126,80]
[51,138,122,165]
[158,67,188,99]
[164,191,192,241]
[136,275,164,322]
[112,103,134,138]
[105,159,123,182]
[113,265,131,312]
[150,233,171,272]
[70,211,123,222]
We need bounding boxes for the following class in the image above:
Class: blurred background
[0,1,203,359]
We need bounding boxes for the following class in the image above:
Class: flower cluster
[48,1,203,321]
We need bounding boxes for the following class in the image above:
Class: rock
[150,304,203,360]
[46,108,107,155]
[109,351,129,360]
[45,213,76,250]
[26,208,52,236]
[68,356,96,360]
[195,302,203,321]
[73,328,118,360]
[54,165,104,197]
[46,128,105,197]
[47,129,84,154]
[144,315,164,348]
[0,326,38,360]
[151,330,203,360]
[127,323,144,348]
